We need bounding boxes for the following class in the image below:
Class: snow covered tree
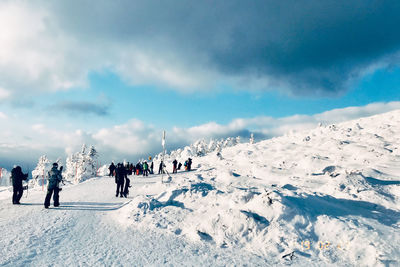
[65,144,99,184]
[31,155,51,187]
[0,168,11,187]
[250,133,255,144]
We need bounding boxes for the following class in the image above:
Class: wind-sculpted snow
[120,109,400,266]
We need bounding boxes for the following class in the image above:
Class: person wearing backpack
[44,163,63,208]
[11,166,28,204]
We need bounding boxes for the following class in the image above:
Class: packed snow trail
[0,176,268,266]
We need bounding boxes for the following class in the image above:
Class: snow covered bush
[64,144,99,184]
[154,136,243,163]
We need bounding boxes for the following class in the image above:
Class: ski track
[0,176,268,267]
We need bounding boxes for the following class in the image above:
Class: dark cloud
[47,0,400,95]
[49,101,109,116]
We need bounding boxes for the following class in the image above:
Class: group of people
[109,158,193,178]
[9,157,194,207]
[108,161,154,177]
[109,158,193,197]
[10,163,63,208]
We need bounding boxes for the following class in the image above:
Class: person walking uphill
[11,166,28,204]
[44,163,63,208]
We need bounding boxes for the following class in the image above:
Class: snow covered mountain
[1,110,399,266]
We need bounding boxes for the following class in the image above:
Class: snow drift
[119,110,400,266]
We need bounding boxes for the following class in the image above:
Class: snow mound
[121,109,400,266]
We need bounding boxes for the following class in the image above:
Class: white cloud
[0,1,217,99]
[0,112,7,120]
[0,88,11,100]
[1,101,400,167]
[171,101,400,142]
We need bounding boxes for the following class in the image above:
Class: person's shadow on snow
[21,201,131,211]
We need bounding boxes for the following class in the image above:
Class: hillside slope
[120,109,400,266]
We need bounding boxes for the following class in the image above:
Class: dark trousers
[44,187,60,207]
[123,178,130,196]
[12,187,24,204]
[116,180,124,196]
[143,170,148,176]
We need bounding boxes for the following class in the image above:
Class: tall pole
[161,130,166,183]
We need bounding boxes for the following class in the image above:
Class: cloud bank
[1,101,399,170]
[1,1,400,99]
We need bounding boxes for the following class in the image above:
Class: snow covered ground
[1,110,400,266]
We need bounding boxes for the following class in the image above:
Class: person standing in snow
[158,161,165,174]
[108,162,116,177]
[11,166,28,204]
[123,168,131,198]
[143,161,149,177]
[115,163,126,197]
[150,161,154,174]
[186,158,192,171]
[44,163,63,208]
[172,159,178,173]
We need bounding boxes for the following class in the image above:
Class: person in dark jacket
[11,166,28,204]
[108,162,116,177]
[172,159,178,173]
[136,162,141,175]
[188,158,193,171]
[115,163,126,197]
[44,163,63,208]
[158,161,165,174]
[177,162,182,170]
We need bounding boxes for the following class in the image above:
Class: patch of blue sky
[30,66,400,131]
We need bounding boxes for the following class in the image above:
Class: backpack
[48,168,62,189]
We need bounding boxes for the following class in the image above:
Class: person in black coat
[115,163,126,197]
[108,162,116,177]
[158,161,165,174]
[150,162,154,174]
[44,163,63,208]
[187,158,193,171]
[11,166,28,204]
[172,159,178,173]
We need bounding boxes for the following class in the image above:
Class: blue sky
[1,0,400,170]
